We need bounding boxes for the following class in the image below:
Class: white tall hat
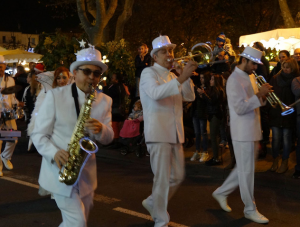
[0,55,6,64]
[239,46,263,64]
[70,46,108,73]
[150,36,176,57]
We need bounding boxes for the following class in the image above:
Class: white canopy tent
[0,49,43,63]
[239,28,300,54]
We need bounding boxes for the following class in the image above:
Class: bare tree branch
[115,0,135,41]
[278,0,296,27]
[87,0,97,19]
[77,0,92,30]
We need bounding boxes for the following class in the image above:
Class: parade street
[0,124,300,227]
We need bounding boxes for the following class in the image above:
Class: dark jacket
[291,77,300,115]
[14,72,29,101]
[103,83,126,122]
[268,61,281,82]
[135,53,151,78]
[211,61,231,74]
[202,89,225,121]
[255,56,269,80]
[268,71,297,128]
[190,87,207,119]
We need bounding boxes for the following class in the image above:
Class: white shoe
[245,211,269,224]
[190,152,200,161]
[212,191,232,212]
[199,152,209,162]
[0,171,3,177]
[2,158,13,170]
[142,199,153,217]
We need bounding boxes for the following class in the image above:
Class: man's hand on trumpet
[177,60,198,84]
[256,83,273,99]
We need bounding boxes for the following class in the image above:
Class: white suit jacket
[227,67,265,142]
[140,63,195,144]
[0,76,18,130]
[32,84,114,198]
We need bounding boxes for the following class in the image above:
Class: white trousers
[215,141,258,215]
[0,119,17,162]
[144,143,185,227]
[53,187,94,227]
[0,140,17,160]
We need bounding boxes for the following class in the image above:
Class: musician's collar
[235,66,251,79]
[154,62,170,71]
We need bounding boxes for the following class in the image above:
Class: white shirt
[140,63,195,144]
[227,67,265,141]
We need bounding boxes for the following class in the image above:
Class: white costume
[140,60,195,226]
[214,66,265,214]
[32,84,113,226]
[32,46,113,227]
[0,76,18,169]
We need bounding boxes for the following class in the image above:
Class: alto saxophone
[59,85,99,185]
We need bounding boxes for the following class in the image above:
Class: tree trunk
[76,0,118,47]
[278,0,296,28]
[115,0,135,41]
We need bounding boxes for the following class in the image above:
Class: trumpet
[253,71,294,116]
[169,42,234,69]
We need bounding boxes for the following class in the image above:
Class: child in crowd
[128,100,143,121]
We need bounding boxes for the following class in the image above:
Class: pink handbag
[120,119,140,138]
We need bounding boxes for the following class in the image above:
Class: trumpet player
[140,35,197,227]
[31,46,114,227]
[212,46,272,224]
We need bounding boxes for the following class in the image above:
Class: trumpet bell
[173,43,213,68]
[190,43,213,65]
[281,104,294,116]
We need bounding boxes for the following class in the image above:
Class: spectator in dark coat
[269,58,298,174]
[292,74,300,179]
[103,73,127,141]
[269,50,290,82]
[134,43,151,98]
[294,48,300,68]
[190,71,210,162]
[199,74,226,166]
[253,42,270,79]
[14,65,29,101]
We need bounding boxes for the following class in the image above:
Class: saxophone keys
[66,162,73,170]
[59,175,65,182]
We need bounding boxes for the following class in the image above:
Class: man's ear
[73,69,77,77]
[153,54,157,62]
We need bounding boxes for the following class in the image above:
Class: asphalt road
[0,120,300,227]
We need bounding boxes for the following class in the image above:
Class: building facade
[0,31,39,50]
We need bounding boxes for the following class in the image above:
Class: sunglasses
[77,68,102,78]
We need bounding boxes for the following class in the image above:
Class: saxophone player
[31,46,114,227]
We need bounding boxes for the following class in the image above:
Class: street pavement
[0,120,300,227]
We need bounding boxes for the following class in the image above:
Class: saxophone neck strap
[71,83,80,118]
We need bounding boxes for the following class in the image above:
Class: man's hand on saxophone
[84,118,103,134]
[54,150,69,170]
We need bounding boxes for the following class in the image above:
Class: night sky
[0,0,80,34]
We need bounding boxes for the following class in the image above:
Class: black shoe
[292,170,300,179]
[205,158,222,166]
